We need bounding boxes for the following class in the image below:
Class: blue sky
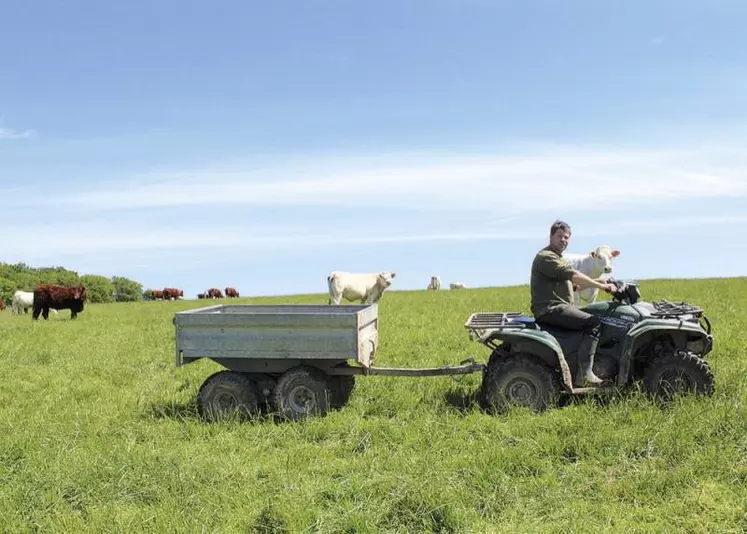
[2,1,746,299]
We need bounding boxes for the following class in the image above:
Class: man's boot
[575,328,603,387]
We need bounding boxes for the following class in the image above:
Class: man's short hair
[550,220,571,236]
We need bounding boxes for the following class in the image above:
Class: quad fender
[617,318,714,386]
[481,329,574,390]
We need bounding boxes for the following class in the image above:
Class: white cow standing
[327,271,396,305]
[11,290,34,315]
[449,282,467,290]
[564,245,621,306]
[11,290,58,315]
[427,276,442,291]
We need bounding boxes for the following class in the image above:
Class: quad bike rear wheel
[643,350,714,402]
[481,352,561,413]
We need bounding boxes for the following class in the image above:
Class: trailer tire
[273,366,331,420]
[329,376,355,409]
[197,371,260,422]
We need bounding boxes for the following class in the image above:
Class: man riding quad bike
[465,279,715,412]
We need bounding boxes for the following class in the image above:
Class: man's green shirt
[530,246,575,318]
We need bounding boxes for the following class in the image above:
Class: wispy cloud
[0,126,35,139]
[0,116,35,139]
[12,144,747,214]
[650,36,665,46]
[4,213,747,260]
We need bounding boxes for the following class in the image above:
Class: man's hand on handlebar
[601,282,618,294]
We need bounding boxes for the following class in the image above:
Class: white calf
[427,276,442,291]
[327,271,396,305]
[564,245,621,306]
[449,282,467,290]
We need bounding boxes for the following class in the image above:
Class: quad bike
[465,280,715,412]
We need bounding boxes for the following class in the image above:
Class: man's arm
[572,271,616,293]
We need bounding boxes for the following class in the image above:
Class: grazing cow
[564,246,621,306]
[427,276,442,291]
[33,284,87,320]
[0,300,4,311]
[449,282,467,290]
[327,271,396,305]
[225,287,240,298]
[206,288,224,299]
[150,289,164,300]
[12,290,34,314]
[162,287,184,300]
[197,293,207,299]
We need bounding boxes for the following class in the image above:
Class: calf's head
[377,271,396,288]
[590,246,621,274]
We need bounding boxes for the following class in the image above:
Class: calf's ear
[590,250,597,258]
[611,250,621,257]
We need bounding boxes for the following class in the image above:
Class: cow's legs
[42,306,50,320]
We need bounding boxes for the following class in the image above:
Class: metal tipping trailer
[175,303,484,420]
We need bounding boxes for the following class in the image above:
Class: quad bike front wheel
[481,352,561,413]
[643,350,714,403]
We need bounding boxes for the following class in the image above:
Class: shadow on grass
[444,387,483,413]
[147,397,350,425]
[148,399,201,421]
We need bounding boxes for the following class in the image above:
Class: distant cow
[33,284,87,320]
[162,287,183,300]
[427,276,442,291]
[327,271,396,305]
[150,289,164,300]
[0,300,4,311]
[564,245,621,306]
[197,293,207,299]
[206,288,224,299]
[225,287,240,298]
[449,282,467,290]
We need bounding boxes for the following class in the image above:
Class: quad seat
[508,315,537,328]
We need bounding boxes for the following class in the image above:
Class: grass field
[0,278,745,532]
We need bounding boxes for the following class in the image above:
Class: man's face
[549,229,571,254]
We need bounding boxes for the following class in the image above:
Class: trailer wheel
[329,376,356,409]
[197,371,260,422]
[481,353,560,413]
[272,366,331,420]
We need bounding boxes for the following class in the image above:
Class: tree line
[0,262,143,304]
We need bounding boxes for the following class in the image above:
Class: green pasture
[0,278,745,532]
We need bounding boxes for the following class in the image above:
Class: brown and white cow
[162,287,184,300]
[225,287,239,298]
[150,289,164,300]
[33,284,88,320]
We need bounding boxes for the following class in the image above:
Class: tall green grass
[0,278,745,532]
